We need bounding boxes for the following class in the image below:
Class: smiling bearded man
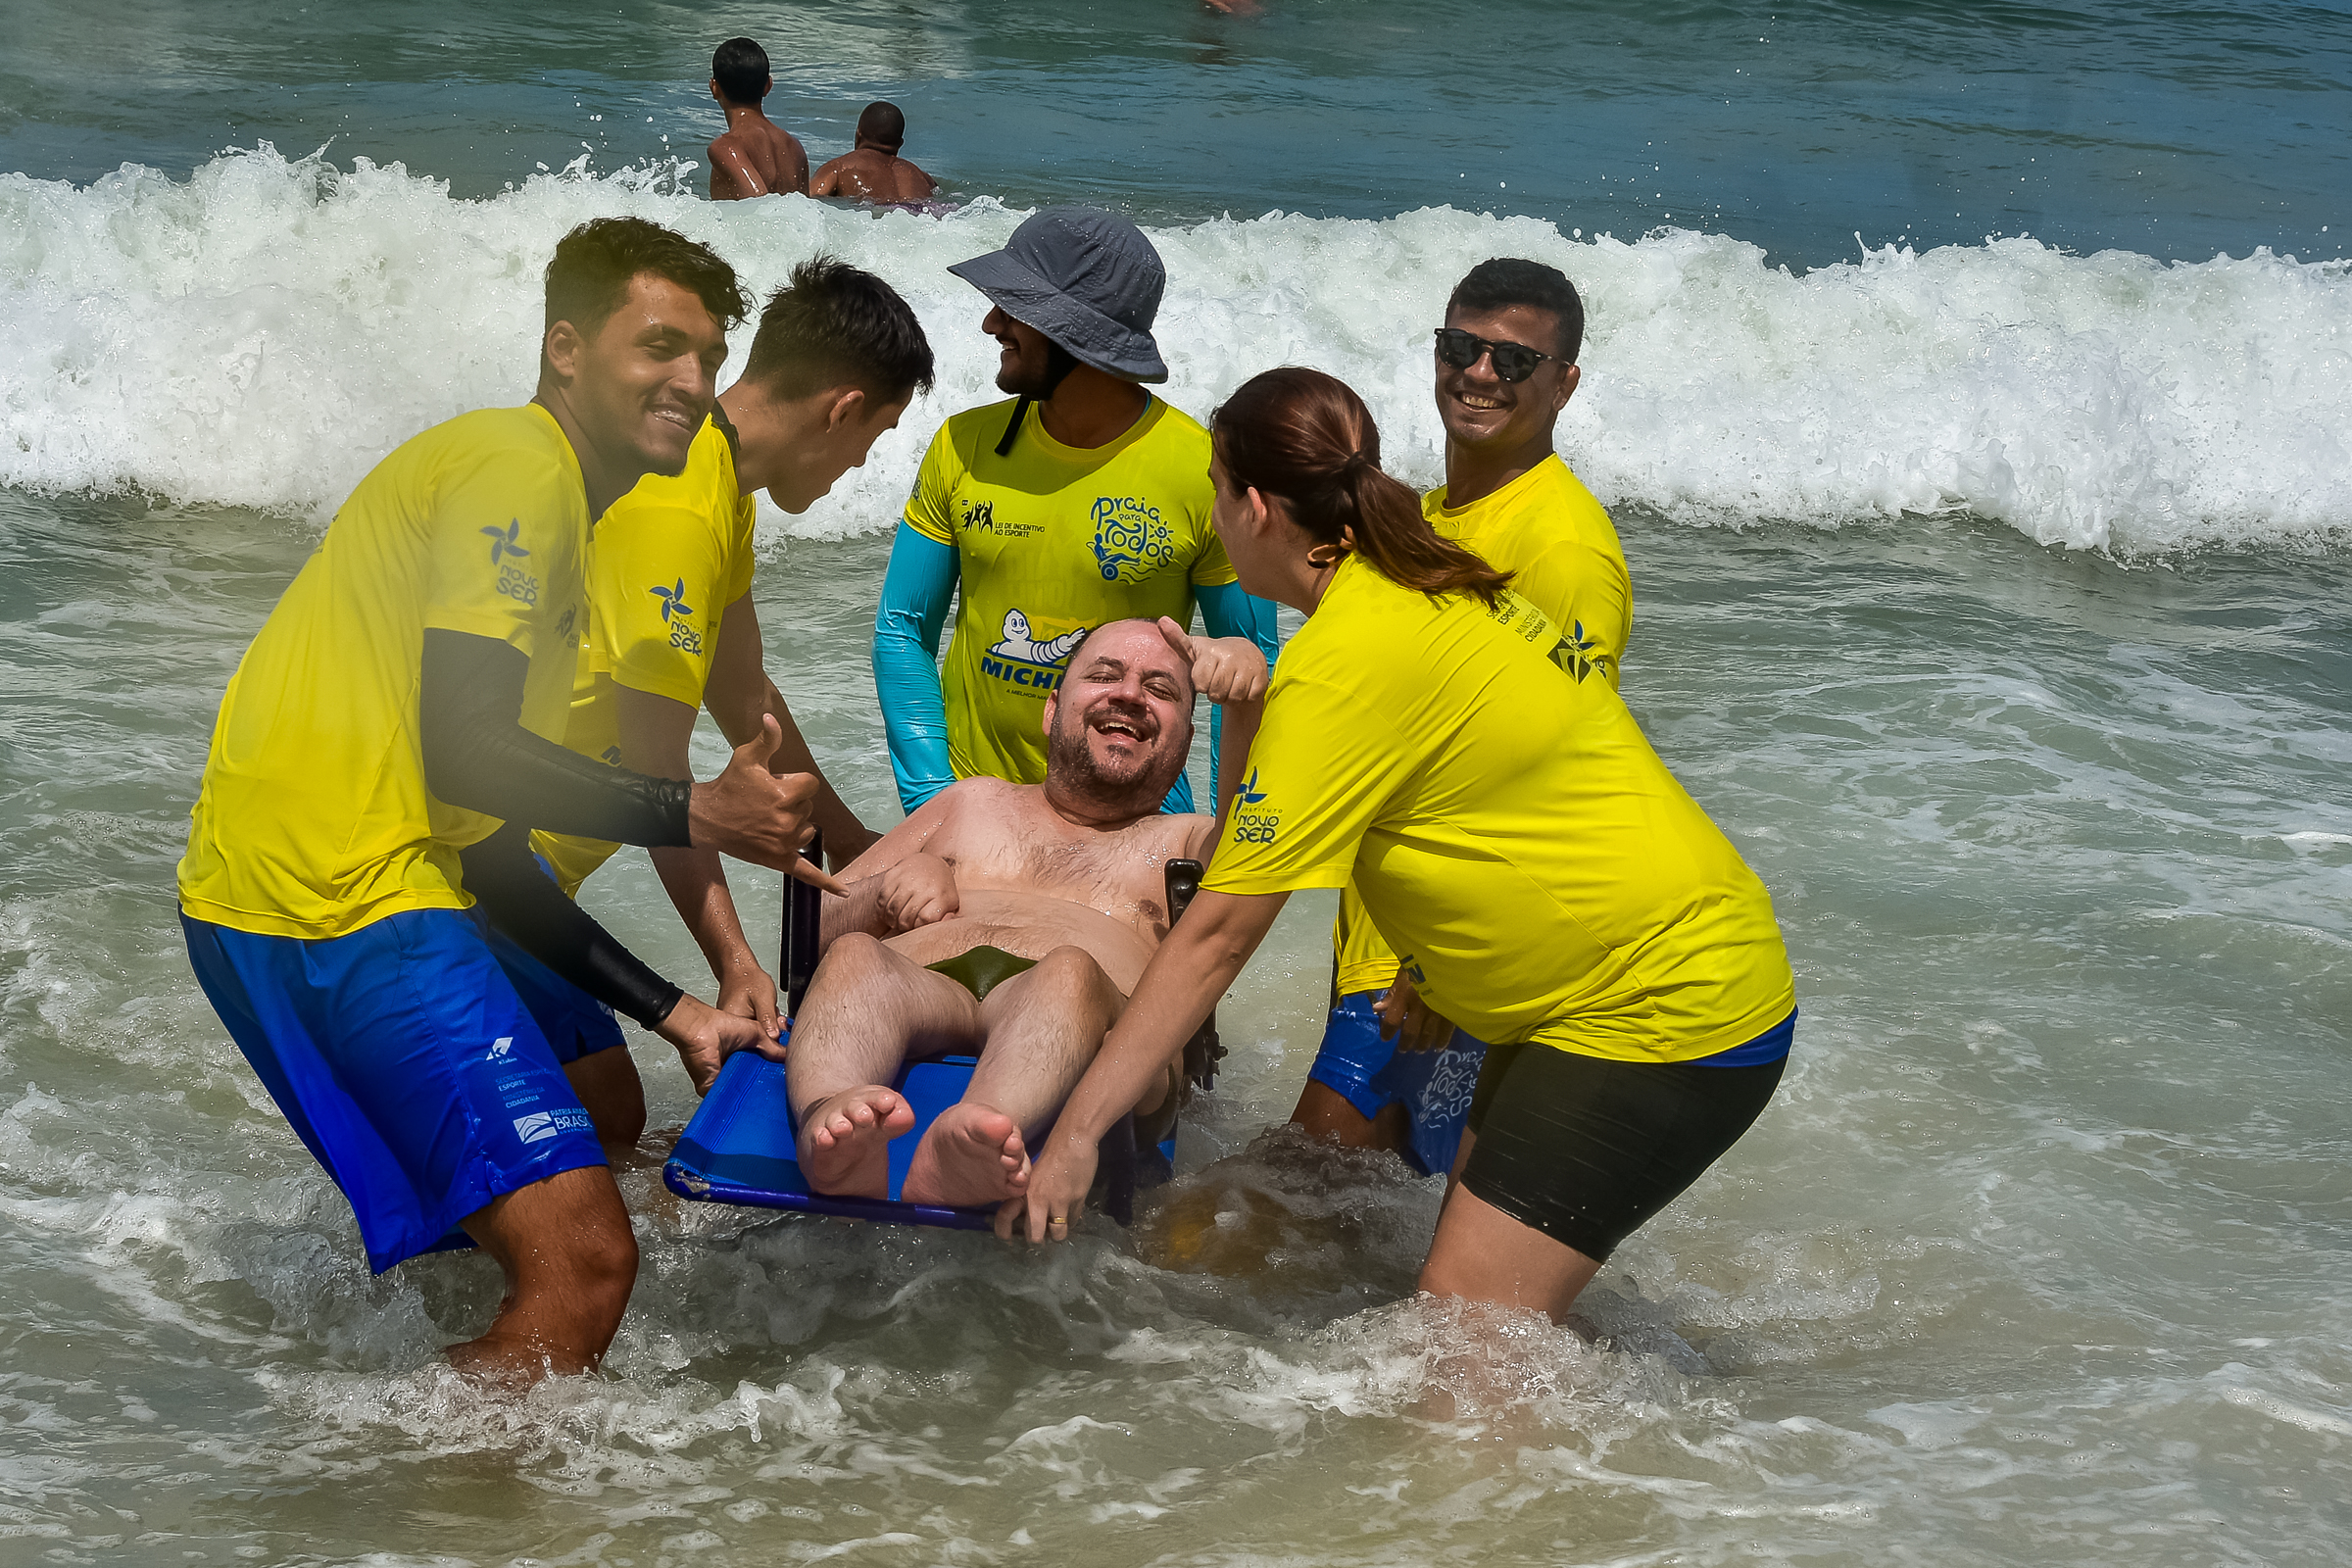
[783,617,1266,1208]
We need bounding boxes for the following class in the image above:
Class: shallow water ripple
[4,495,2350,1562]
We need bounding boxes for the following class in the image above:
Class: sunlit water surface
[6,496,2349,1562]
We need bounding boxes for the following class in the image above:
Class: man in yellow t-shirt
[177,219,838,1387]
[508,259,934,1125]
[1297,258,1638,1179]
[872,208,1278,816]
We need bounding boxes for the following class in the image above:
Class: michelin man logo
[1090,495,1177,584]
[979,609,1089,693]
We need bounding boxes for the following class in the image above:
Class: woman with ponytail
[1003,368,1795,1329]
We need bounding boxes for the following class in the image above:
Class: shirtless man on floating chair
[786,617,1265,1208]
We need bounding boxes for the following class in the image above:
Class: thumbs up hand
[688,713,849,894]
[1157,617,1267,709]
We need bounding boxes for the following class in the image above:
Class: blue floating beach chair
[664,838,1220,1230]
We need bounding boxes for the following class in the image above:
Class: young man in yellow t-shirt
[513,258,933,1131]
[871,208,1279,816]
[1294,258,1635,1179]
[177,220,838,1386]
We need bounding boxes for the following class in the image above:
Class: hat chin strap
[994,343,1086,457]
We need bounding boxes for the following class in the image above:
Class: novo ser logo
[481,518,539,606]
[481,520,529,564]
[651,578,704,654]
[1230,770,1280,845]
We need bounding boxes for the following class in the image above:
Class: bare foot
[797,1085,915,1198]
[903,1102,1029,1207]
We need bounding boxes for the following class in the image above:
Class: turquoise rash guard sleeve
[872,521,960,813]
[1194,579,1284,808]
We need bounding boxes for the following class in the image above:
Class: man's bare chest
[935,824,1178,934]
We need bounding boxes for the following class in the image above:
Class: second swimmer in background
[811,101,939,205]
[1295,257,1632,1182]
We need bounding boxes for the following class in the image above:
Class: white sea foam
[3,145,2345,553]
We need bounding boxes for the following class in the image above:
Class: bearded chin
[1047,720,1181,806]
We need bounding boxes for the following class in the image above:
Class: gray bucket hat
[948,207,1169,383]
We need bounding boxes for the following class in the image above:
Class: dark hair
[711,37,770,104]
[855,100,906,151]
[1447,257,1585,363]
[544,218,750,349]
[739,255,936,404]
[1211,368,1511,605]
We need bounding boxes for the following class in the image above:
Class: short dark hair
[711,37,770,104]
[740,255,936,405]
[1446,257,1586,364]
[544,218,750,350]
[856,101,906,150]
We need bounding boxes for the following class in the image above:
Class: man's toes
[905,1105,1029,1207]
[797,1087,909,1199]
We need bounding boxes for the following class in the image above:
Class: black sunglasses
[1433,326,1561,383]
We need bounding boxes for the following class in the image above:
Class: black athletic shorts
[1459,1036,1787,1262]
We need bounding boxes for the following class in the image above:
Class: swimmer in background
[810,101,939,204]
[707,36,808,200]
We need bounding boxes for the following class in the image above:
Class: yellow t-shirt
[1206,559,1792,1064]
[535,415,757,895]
[1332,455,1634,996]
[903,395,1236,785]
[177,405,590,939]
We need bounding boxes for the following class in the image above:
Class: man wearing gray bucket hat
[871,208,1279,816]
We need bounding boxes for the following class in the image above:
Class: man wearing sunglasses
[1291,256,1635,1180]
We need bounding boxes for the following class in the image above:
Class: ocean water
[4,2,2351,1564]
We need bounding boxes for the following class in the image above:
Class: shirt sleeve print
[423,444,568,656]
[1202,673,1399,895]
[902,423,961,546]
[598,500,725,708]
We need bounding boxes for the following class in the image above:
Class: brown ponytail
[1210,368,1513,605]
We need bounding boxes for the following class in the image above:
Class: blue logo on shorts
[651,579,693,623]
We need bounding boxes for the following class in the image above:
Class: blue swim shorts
[181,906,608,1273]
[1306,990,1491,1178]
[471,909,629,1065]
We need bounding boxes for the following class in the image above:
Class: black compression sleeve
[419,627,694,846]
[460,822,685,1029]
